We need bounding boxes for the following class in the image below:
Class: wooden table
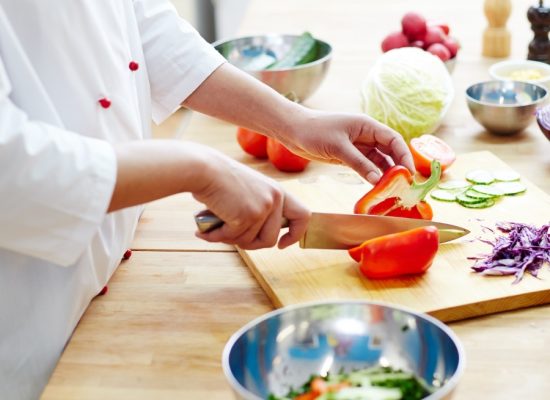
[42,1,550,399]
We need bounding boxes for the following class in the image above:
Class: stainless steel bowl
[465,80,548,136]
[223,301,465,400]
[212,34,332,102]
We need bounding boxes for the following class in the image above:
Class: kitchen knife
[194,210,469,249]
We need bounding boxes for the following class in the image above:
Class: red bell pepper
[349,226,439,279]
[354,160,441,220]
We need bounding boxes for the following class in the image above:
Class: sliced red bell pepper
[354,160,441,220]
[348,226,439,279]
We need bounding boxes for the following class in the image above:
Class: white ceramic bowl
[489,59,550,89]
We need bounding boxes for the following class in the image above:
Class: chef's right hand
[192,146,310,250]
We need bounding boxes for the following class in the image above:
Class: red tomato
[409,134,456,177]
[266,138,310,172]
[236,127,268,159]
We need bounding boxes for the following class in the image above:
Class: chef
[0,1,414,398]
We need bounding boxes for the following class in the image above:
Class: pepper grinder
[483,0,512,57]
[527,0,550,63]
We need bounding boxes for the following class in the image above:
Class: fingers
[278,193,310,249]
[196,187,300,250]
[329,141,384,184]
[360,118,415,173]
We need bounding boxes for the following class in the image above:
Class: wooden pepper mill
[483,0,512,57]
[527,1,550,63]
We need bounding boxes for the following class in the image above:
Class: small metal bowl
[465,80,548,136]
[223,300,465,400]
[212,34,332,102]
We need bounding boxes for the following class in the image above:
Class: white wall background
[170,0,250,42]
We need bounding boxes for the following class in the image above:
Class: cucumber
[492,181,527,195]
[267,32,318,69]
[456,192,486,204]
[493,170,521,182]
[464,189,498,200]
[430,189,458,202]
[471,184,505,197]
[466,169,494,185]
[459,198,496,209]
[437,180,471,190]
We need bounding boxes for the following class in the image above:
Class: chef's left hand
[275,109,415,185]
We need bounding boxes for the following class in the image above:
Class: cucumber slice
[464,189,498,200]
[459,198,496,208]
[471,184,505,197]
[438,180,471,190]
[456,192,486,204]
[430,189,458,202]
[492,181,527,195]
[493,170,521,182]
[466,169,495,185]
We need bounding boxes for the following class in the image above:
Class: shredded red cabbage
[468,222,550,284]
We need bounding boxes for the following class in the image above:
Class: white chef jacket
[0,1,225,398]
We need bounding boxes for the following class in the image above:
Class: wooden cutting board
[238,151,550,322]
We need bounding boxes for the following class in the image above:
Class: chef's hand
[192,147,310,250]
[276,109,415,185]
[182,64,413,185]
[110,141,309,249]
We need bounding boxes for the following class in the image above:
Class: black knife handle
[194,209,289,233]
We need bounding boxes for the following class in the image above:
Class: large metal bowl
[223,301,465,400]
[212,34,332,102]
[465,80,547,136]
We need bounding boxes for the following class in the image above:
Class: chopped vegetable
[465,169,494,185]
[430,169,526,209]
[493,170,520,182]
[354,160,441,220]
[348,226,439,279]
[459,198,495,209]
[469,222,550,284]
[430,189,457,202]
[437,180,470,190]
[409,134,456,177]
[269,366,431,400]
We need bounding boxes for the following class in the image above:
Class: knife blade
[194,210,469,249]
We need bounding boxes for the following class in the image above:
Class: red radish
[410,40,425,48]
[442,37,460,58]
[401,12,427,41]
[381,31,409,52]
[423,26,446,48]
[427,43,451,61]
[428,21,450,36]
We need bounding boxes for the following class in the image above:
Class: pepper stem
[413,160,442,199]
[400,160,441,207]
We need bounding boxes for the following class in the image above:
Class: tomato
[409,134,455,177]
[236,127,268,159]
[266,138,310,172]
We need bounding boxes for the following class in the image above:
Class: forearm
[108,140,210,212]
[182,63,307,140]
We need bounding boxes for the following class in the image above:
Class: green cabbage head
[361,48,454,142]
